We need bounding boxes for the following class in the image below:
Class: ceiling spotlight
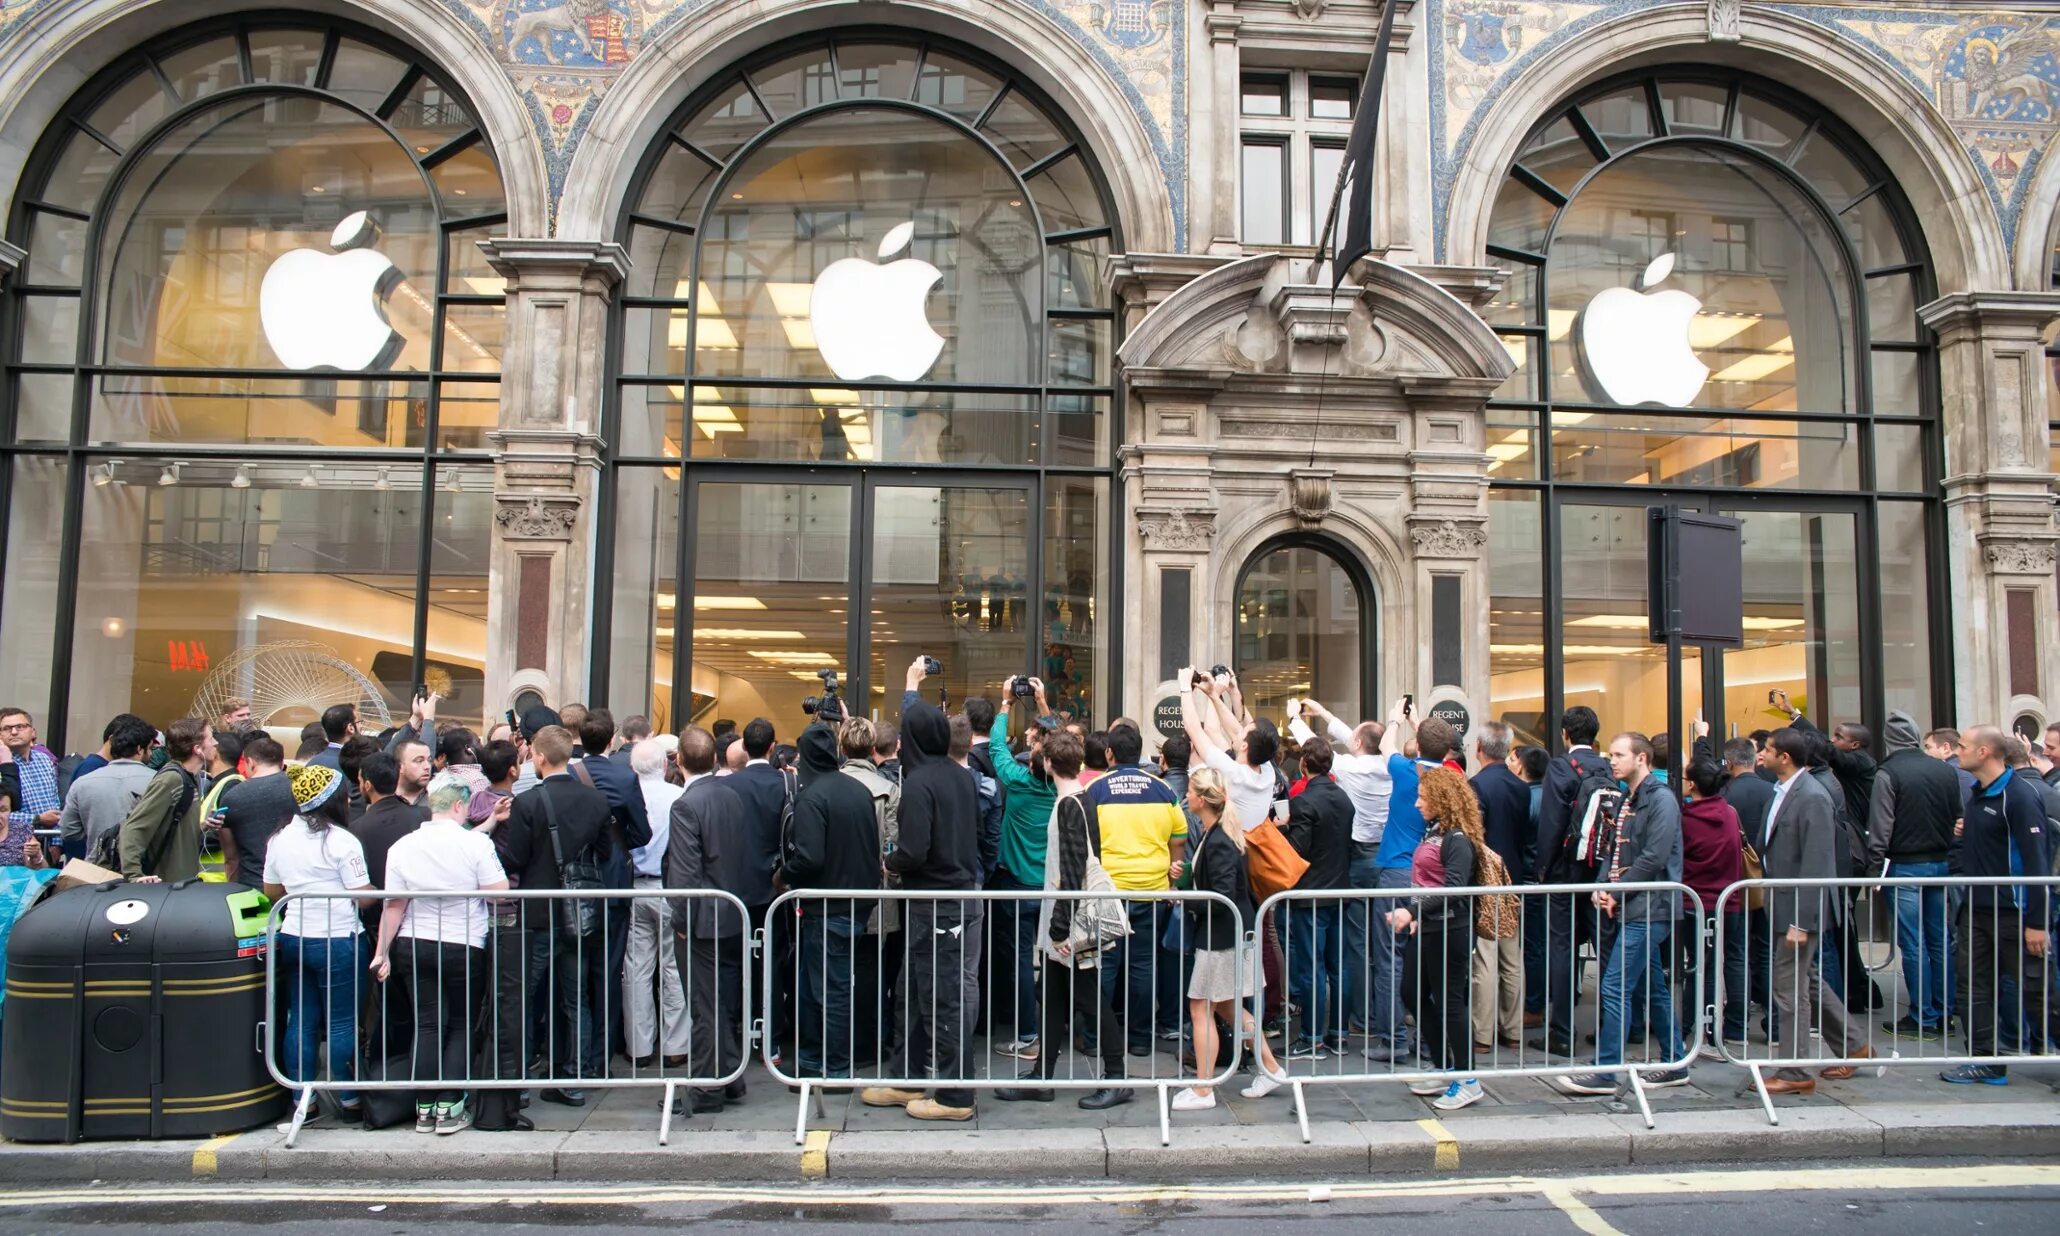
[93,461,118,487]
[157,463,180,487]
[230,464,251,489]
[300,466,320,489]
[374,467,391,491]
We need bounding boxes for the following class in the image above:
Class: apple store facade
[0,2,2054,754]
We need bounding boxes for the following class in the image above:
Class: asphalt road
[0,1161,2053,1234]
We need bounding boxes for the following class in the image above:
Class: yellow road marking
[800,1129,830,1181]
[191,1132,241,1178]
[1542,1182,1625,1236]
[1415,1118,1459,1171]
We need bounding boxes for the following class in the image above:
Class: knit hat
[1883,709,1922,754]
[519,705,562,741]
[289,764,344,814]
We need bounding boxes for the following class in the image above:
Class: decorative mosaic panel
[1428,0,2060,263]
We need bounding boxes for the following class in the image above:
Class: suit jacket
[726,762,790,906]
[1469,762,1533,882]
[495,772,612,933]
[1763,771,1842,936]
[665,776,759,935]
[575,752,653,859]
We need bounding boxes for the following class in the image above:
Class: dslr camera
[1210,664,1230,680]
[1008,675,1035,699]
[802,668,845,723]
[920,655,942,676]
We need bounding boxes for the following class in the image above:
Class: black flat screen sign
[1647,508,1743,645]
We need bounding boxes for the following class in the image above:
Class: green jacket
[118,766,203,883]
[989,712,1054,884]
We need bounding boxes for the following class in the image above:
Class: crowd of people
[0,663,2052,1131]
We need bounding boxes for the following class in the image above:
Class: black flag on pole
[1326,0,1398,287]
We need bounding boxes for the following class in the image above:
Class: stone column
[1200,3,1243,256]
[1918,291,2060,729]
[1403,378,1496,738]
[477,238,629,714]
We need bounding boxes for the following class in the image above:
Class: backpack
[1563,755,1623,869]
[95,767,196,874]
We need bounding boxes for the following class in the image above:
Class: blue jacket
[1960,767,2050,917]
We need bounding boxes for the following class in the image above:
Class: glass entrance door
[1556,502,1706,740]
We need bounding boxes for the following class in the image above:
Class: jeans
[1284,899,1344,1046]
[786,902,852,1079]
[1369,866,1415,1047]
[395,939,483,1107]
[279,932,365,1105]
[1522,891,1548,1015]
[1890,860,1951,1028]
[1595,915,1682,1068]
[1101,900,1165,1052]
[984,869,1041,1041]
[527,929,595,1078]
[1343,845,1381,1028]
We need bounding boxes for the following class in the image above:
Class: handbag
[1740,836,1768,911]
[1060,794,1133,956]
[1243,815,1309,904]
[1474,847,1522,940]
[539,786,604,939]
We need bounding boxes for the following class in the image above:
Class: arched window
[1482,71,1940,746]
[606,35,1117,729]
[1234,536,1375,724]
[0,18,506,749]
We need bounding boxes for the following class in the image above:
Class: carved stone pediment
[1136,507,1217,552]
[1408,517,1488,559]
[495,494,580,541]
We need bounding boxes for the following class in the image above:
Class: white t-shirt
[263,816,370,939]
[1204,746,1278,832]
[383,818,507,949]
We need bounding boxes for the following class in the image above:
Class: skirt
[1187,946,1257,1002]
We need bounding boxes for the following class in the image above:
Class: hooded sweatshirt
[884,700,980,890]
[1866,708,1961,870]
[778,722,883,896]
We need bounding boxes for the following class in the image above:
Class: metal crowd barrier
[1256,882,1707,1139]
[262,887,750,1146]
[1714,875,2059,1124]
[761,887,1247,1147]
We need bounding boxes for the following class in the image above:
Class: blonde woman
[1384,767,1484,1110]
[1172,765,1285,1111]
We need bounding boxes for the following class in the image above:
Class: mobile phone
[1767,689,1778,705]
[415,682,429,700]
[505,707,519,730]
[1402,693,1414,718]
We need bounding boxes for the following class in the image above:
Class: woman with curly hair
[1384,766,1484,1110]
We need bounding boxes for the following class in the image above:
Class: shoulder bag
[539,786,604,939]
[1244,813,1309,903]
[1061,793,1132,956]
[1473,846,1522,940]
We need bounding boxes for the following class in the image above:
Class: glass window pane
[1043,476,1109,725]
[1842,193,1907,271]
[609,466,679,729]
[434,379,497,451]
[1235,544,1365,722]
[1050,316,1111,386]
[1519,116,1597,195]
[1870,350,1922,417]
[246,28,326,87]
[688,386,1039,466]
[1484,258,1538,326]
[692,108,1040,388]
[616,382,684,460]
[25,210,87,287]
[1865,270,1917,342]
[20,294,78,364]
[1241,141,1285,245]
[1496,334,1536,401]
[0,457,68,714]
[159,36,243,101]
[429,143,505,216]
[1874,421,1927,493]
[678,77,765,162]
[1488,488,1544,743]
[1049,234,1111,309]
[1660,80,1728,136]
[1486,409,1539,479]
[866,485,1030,717]
[389,74,476,158]
[1310,143,1345,243]
[67,459,427,752]
[1241,74,1287,117]
[1717,508,1862,728]
[14,373,72,442]
[1789,131,1872,211]
[1877,502,1932,722]
[981,92,1067,169]
[86,69,175,151]
[620,305,690,377]
[635,142,723,228]
[1736,92,1806,159]
[834,43,919,101]
[440,301,504,374]
[40,129,122,213]
[1026,148,1105,235]
[690,481,852,723]
[446,224,503,296]
[1487,176,1555,255]
[622,222,696,301]
[1557,503,1704,736]
[912,53,1001,122]
[91,375,430,448]
[752,48,837,119]
[327,39,409,115]
[94,99,443,377]
[422,463,491,722]
[1047,391,1107,468]
[1550,411,1860,489]
[1310,77,1355,120]
[1579,86,1654,149]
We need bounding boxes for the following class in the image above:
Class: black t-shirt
[218,772,298,887]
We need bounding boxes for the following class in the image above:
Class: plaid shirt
[4,749,58,865]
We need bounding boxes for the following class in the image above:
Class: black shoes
[538,1088,586,1107]
[995,1087,1056,1102]
[1078,1087,1132,1110]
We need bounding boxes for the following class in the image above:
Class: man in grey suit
[1759,727,1867,1095]
[665,726,754,1113]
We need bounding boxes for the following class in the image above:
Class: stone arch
[2017,151,2060,291]
[1443,5,2008,293]
[0,0,550,237]
[554,0,1176,250]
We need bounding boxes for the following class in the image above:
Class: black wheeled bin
[1,878,286,1142]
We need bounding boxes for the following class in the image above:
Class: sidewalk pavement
[3,1048,2057,1184]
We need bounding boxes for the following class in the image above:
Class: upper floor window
[1238,69,1356,247]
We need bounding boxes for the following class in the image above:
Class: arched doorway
[1233,535,1376,723]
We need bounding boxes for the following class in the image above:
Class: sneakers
[1940,1063,2008,1086]
[1552,1072,1619,1096]
[414,1104,435,1134]
[1432,1079,1484,1111]
[906,1098,976,1121]
[1408,1077,1448,1096]
[1639,1068,1691,1089]
[994,1037,1041,1060]
[1696,1043,1729,1063]
[434,1101,471,1135]
[1158,1026,1186,1042]
[1285,1040,1330,1061]
[1882,1016,1943,1041]
[1170,1086,1216,1111]
[1240,1073,1284,1100]
[859,1086,926,1107]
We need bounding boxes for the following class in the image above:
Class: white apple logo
[1578,252,1709,407]
[259,211,404,371]
[808,221,945,382]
